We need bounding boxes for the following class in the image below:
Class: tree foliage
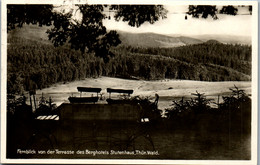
[7,4,251,61]
[110,5,167,27]
[220,5,238,15]
[187,5,251,19]
[7,34,251,94]
[7,4,253,94]
[249,6,252,14]
[47,5,122,61]
[7,5,53,31]
[7,4,168,61]
[164,87,251,135]
[188,5,218,19]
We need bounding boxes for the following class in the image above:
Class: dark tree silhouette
[47,5,112,55]
[8,4,251,61]
[249,6,252,14]
[110,5,168,27]
[188,5,218,19]
[220,6,238,15]
[7,4,168,62]
[7,5,53,31]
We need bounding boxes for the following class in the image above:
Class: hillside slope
[117,31,203,48]
[9,25,205,48]
[7,25,251,94]
[8,24,251,48]
[183,34,252,45]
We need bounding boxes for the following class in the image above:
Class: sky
[56,4,252,37]
[101,5,252,37]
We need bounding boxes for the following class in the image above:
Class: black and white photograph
[1,0,258,164]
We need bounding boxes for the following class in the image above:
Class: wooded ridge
[7,28,251,94]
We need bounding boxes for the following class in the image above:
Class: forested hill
[7,26,251,94]
[117,31,203,47]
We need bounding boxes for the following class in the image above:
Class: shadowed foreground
[7,86,251,160]
[7,111,250,159]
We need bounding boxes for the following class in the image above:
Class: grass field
[34,76,251,110]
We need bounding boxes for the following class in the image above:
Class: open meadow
[34,76,251,110]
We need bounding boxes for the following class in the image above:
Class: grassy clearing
[34,77,251,109]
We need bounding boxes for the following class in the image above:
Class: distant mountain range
[183,34,251,45]
[8,25,251,48]
[117,31,203,48]
[118,30,251,48]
